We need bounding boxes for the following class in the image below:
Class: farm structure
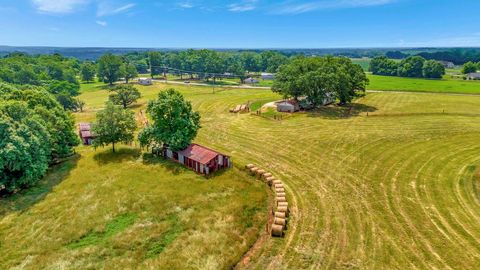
[277,100,299,113]
[163,144,231,175]
[261,73,275,80]
[466,73,480,80]
[138,78,153,85]
[78,123,96,145]
[244,77,259,84]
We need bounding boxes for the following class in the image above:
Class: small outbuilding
[78,123,96,145]
[163,144,231,175]
[261,73,275,80]
[466,73,480,80]
[276,100,300,113]
[138,78,153,85]
[244,77,259,84]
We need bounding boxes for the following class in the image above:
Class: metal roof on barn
[79,123,91,131]
[178,144,225,164]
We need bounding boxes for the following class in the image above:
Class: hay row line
[245,164,290,238]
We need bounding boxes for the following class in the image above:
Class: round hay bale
[264,178,273,186]
[275,188,285,193]
[245,164,255,169]
[276,196,287,204]
[276,192,286,197]
[277,206,289,216]
[272,180,282,185]
[274,211,286,219]
[250,167,259,175]
[271,224,284,237]
[274,217,287,227]
[274,183,284,189]
[263,172,272,179]
[278,202,289,207]
[256,169,266,176]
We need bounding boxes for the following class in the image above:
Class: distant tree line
[370,56,445,79]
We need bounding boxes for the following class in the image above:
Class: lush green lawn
[351,58,371,71]
[3,80,480,269]
[368,74,480,94]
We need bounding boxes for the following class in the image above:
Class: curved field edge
[3,82,480,269]
[0,146,269,269]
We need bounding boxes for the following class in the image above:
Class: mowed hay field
[368,74,480,94]
[2,81,480,269]
[0,84,269,270]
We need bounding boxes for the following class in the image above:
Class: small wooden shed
[78,123,96,145]
[164,144,231,175]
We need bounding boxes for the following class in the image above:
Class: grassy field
[351,58,371,71]
[2,81,480,269]
[368,74,480,94]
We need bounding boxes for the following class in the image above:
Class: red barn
[164,144,231,175]
[78,123,96,145]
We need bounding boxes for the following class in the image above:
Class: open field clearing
[3,81,480,269]
[0,144,268,268]
[368,74,480,94]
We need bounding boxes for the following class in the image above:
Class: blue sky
[0,0,479,48]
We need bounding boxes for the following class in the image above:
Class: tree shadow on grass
[93,147,142,165]
[306,103,377,119]
[141,153,186,176]
[0,155,80,217]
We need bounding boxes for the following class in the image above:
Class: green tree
[148,51,164,78]
[273,56,368,106]
[397,56,425,78]
[76,99,85,112]
[462,61,478,74]
[97,54,125,85]
[0,102,50,192]
[123,63,138,83]
[47,81,80,97]
[80,62,96,82]
[92,102,137,153]
[139,89,200,151]
[422,60,445,78]
[369,56,399,76]
[0,82,79,192]
[109,84,141,108]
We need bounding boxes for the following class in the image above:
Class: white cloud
[97,2,136,17]
[32,0,89,14]
[229,0,258,12]
[273,0,398,14]
[96,20,107,26]
[178,1,194,9]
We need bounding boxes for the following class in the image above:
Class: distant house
[244,77,259,84]
[261,73,275,80]
[138,78,153,85]
[438,61,455,69]
[163,144,231,175]
[78,123,96,145]
[466,73,480,80]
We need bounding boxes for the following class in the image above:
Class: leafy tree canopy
[109,84,141,108]
[139,88,201,151]
[97,54,125,85]
[92,101,137,153]
[0,82,79,192]
[273,56,368,106]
